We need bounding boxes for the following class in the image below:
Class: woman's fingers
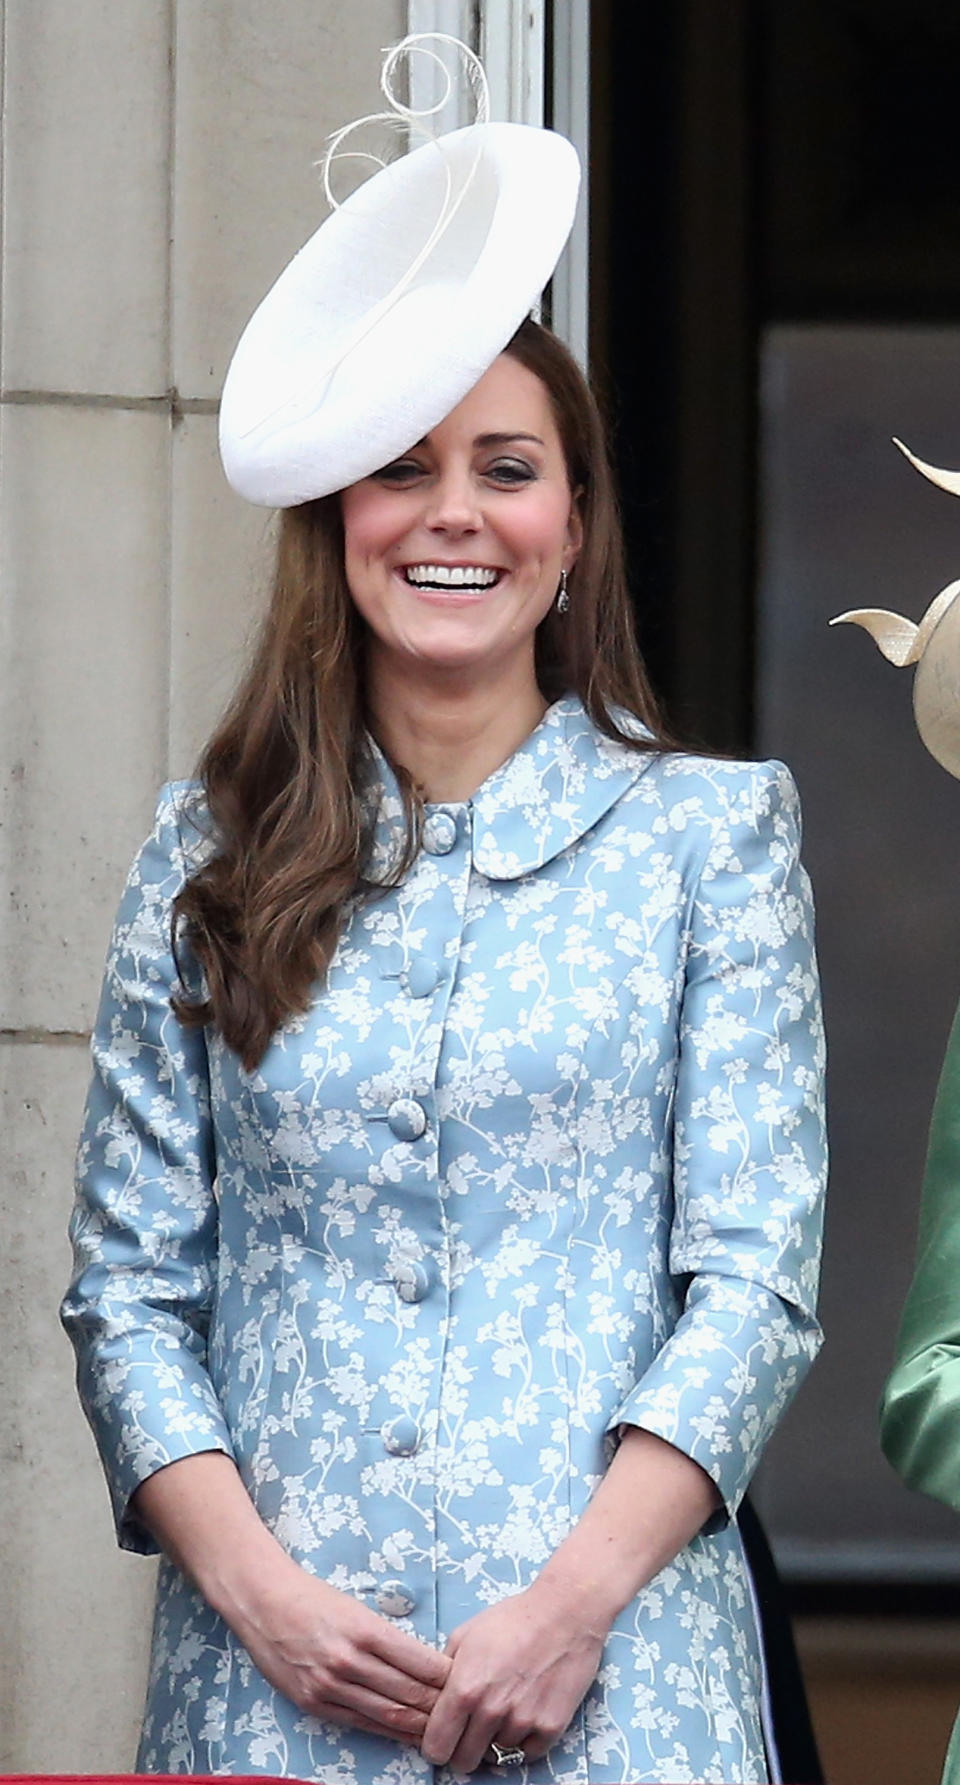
[422,1679,500,1768]
[313,1666,440,1731]
[310,1697,430,1744]
[448,1709,513,1774]
[365,1617,451,1688]
[456,1709,559,1772]
[280,1620,447,1727]
[339,1644,446,1713]
[322,1609,450,1718]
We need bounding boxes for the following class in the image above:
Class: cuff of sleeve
[112,1427,236,1555]
[89,1377,237,1554]
[880,1345,960,1514]
[606,1280,822,1524]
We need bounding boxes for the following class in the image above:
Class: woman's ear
[565,487,584,567]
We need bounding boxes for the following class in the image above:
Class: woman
[842,440,960,1785]
[63,36,826,1785]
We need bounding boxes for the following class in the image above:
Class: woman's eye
[373,459,425,484]
[486,459,536,486]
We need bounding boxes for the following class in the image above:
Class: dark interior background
[587,0,960,1606]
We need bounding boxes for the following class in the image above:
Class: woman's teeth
[404,564,501,589]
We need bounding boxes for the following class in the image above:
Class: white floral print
[62,696,826,1784]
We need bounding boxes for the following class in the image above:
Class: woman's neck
[365,655,550,802]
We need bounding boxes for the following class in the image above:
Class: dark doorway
[591,3,758,753]
[591,0,960,753]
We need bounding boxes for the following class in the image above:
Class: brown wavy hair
[172,318,673,1067]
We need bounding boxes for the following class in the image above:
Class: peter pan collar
[363,695,658,882]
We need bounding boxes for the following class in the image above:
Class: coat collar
[362,695,658,882]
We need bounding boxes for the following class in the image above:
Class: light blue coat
[63,697,826,1785]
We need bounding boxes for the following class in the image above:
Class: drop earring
[556,568,570,615]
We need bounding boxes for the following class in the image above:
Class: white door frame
[547,2,590,368]
[406,0,591,367]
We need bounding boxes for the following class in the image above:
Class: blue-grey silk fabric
[63,697,826,1784]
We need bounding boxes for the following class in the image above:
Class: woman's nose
[424,468,482,533]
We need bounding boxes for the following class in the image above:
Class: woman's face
[339,353,582,684]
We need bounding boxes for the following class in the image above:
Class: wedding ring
[490,1741,526,1768]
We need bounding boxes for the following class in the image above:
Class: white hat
[832,440,960,777]
[218,35,581,508]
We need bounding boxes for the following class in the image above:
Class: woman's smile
[400,562,505,596]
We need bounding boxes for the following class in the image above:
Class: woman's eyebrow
[475,432,545,448]
[407,430,546,451]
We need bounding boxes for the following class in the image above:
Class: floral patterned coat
[62,696,826,1785]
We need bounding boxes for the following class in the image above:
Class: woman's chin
[384,626,519,678]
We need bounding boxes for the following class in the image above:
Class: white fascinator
[218,33,581,508]
[831,440,960,778]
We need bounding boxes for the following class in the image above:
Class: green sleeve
[880,1002,960,1510]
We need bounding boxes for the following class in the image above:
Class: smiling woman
[157,316,667,1070]
[60,31,827,1785]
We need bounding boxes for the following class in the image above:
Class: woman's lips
[392,566,507,603]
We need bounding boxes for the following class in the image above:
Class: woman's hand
[132,1452,449,1747]
[420,1430,720,1772]
[420,1578,605,1772]
[230,1560,451,1744]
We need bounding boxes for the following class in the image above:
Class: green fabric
[880,1002,960,1515]
[881,1002,960,1785]
[944,1710,960,1785]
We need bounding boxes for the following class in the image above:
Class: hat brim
[219,122,581,507]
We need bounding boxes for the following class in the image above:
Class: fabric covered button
[422,810,458,855]
[382,1415,421,1456]
[404,958,441,999]
[375,1580,417,1617]
[393,1260,431,1304]
[386,1096,428,1141]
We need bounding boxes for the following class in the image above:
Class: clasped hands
[244,1566,604,1774]
[418,1584,605,1772]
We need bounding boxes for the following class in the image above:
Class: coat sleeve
[879,1001,960,1510]
[61,784,234,1554]
[608,759,826,1520]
